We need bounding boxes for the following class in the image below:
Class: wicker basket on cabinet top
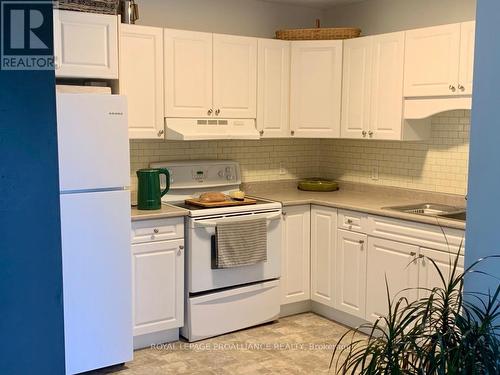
[276,19,361,41]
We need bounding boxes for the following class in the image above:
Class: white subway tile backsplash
[129,110,470,196]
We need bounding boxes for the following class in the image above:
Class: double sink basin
[384,203,466,222]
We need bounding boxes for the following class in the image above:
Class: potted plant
[331,251,500,374]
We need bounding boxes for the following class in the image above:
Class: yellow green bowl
[298,178,339,192]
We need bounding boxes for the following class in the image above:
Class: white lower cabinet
[311,206,337,307]
[132,239,184,336]
[336,229,368,318]
[131,218,184,341]
[419,247,465,298]
[281,205,310,304]
[366,237,419,323]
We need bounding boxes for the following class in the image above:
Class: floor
[89,313,357,375]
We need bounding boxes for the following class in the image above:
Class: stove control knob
[218,170,224,178]
[226,175,233,180]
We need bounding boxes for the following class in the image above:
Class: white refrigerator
[56,94,133,374]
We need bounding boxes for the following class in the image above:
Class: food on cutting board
[199,192,228,203]
[229,190,246,201]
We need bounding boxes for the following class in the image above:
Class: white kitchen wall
[137,0,324,38]
[325,0,476,35]
[320,110,470,195]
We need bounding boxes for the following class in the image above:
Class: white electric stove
[150,160,282,342]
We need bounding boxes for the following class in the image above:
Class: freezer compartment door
[60,190,132,374]
[57,93,130,191]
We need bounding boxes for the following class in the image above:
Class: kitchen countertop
[131,204,189,221]
[242,180,466,230]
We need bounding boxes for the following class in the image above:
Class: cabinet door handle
[368,131,373,137]
[346,219,353,224]
[259,130,264,136]
[291,130,295,136]
[458,84,465,92]
[178,245,184,256]
[362,130,367,137]
[207,109,213,116]
[410,251,416,256]
[215,109,221,116]
[358,240,365,244]
[157,129,164,137]
[449,85,456,92]
[153,228,159,234]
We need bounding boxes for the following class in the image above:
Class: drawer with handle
[338,209,368,233]
[131,217,184,244]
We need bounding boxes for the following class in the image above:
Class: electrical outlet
[371,166,379,180]
[279,162,286,175]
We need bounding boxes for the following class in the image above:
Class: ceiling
[263,0,365,9]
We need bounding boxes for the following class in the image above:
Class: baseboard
[133,329,179,350]
[280,300,312,317]
[311,302,373,334]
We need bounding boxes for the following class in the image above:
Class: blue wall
[0,1,65,374]
[465,0,500,297]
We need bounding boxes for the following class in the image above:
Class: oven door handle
[193,212,282,228]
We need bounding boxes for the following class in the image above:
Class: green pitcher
[136,168,170,210]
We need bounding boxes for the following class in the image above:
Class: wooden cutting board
[185,197,257,208]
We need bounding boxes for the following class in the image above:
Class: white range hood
[165,118,260,141]
[404,97,472,120]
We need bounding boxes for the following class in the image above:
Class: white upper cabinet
[370,32,405,140]
[459,21,476,95]
[290,41,343,138]
[404,23,476,97]
[120,25,164,139]
[341,37,373,139]
[213,34,258,119]
[257,39,290,138]
[310,206,337,307]
[281,205,311,305]
[341,32,405,140]
[54,10,118,79]
[164,29,213,118]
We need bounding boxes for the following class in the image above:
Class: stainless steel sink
[383,203,466,221]
[438,211,467,221]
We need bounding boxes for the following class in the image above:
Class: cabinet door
[54,10,118,79]
[311,206,337,307]
[370,32,405,140]
[120,25,164,139]
[164,29,213,118]
[404,24,461,97]
[290,41,343,138]
[341,37,372,139]
[213,34,258,118]
[366,237,419,323]
[459,21,476,96]
[281,205,310,305]
[257,39,290,138]
[132,239,184,336]
[419,248,465,298]
[335,229,367,318]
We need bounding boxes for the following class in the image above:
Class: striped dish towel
[213,218,268,269]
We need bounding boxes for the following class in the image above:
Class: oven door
[186,209,282,294]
